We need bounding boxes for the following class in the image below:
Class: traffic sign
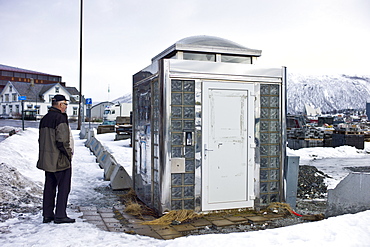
[86,98,92,105]
[18,96,27,100]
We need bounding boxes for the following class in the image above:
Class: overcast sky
[1,0,369,102]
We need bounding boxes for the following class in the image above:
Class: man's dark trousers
[43,168,72,218]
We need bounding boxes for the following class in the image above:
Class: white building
[0,81,82,120]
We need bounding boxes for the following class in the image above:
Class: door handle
[204,144,213,159]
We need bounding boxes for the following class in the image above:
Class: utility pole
[77,0,83,130]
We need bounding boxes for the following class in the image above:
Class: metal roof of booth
[152,35,262,62]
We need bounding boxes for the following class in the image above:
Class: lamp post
[77,0,83,130]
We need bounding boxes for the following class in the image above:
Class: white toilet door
[202,81,255,211]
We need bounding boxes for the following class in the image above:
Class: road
[0,119,100,142]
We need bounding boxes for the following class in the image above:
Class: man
[37,94,75,224]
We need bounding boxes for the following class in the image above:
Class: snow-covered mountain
[287,73,370,114]
[110,74,370,114]
[111,93,132,103]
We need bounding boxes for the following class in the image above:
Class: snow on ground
[1,127,370,246]
[288,143,370,189]
[94,131,132,177]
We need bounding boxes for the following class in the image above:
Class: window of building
[49,95,54,102]
[37,75,48,80]
[15,105,20,114]
[73,107,78,116]
[9,105,13,113]
[1,71,13,77]
[49,76,60,82]
[5,94,9,102]
[14,72,26,78]
[35,105,40,114]
[183,52,216,62]
[221,54,252,64]
[55,87,59,93]
[9,86,12,92]
[2,105,5,114]
[12,93,17,101]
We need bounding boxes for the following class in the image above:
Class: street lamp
[77,0,83,130]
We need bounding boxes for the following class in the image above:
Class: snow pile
[0,163,42,222]
[287,145,369,161]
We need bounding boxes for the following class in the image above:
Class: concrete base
[326,172,370,217]
[110,165,132,190]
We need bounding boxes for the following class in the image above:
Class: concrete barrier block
[95,147,105,165]
[110,165,133,190]
[326,172,370,217]
[92,141,103,156]
[103,156,117,181]
[86,137,97,150]
[79,126,89,139]
[98,151,109,169]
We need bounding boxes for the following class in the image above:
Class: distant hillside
[111,93,132,103]
[287,74,370,114]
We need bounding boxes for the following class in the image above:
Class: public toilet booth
[133,35,287,215]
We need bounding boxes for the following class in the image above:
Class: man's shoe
[43,217,54,223]
[54,217,76,224]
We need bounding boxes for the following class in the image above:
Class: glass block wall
[152,79,160,210]
[170,79,196,210]
[259,84,282,205]
[133,81,152,206]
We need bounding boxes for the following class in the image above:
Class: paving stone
[134,228,163,239]
[105,222,122,228]
[190,218,212,227]
[161,233,183,240]
[81,211,100,216]
[147,225,169,231]
[100,212,116,218]
[108,226,131,232]
[83,215,103,221]
[171,224,197,232]
[120,213,136,220]
[128,224,151,230]
[204,216,225,221]
[79,206,97,212]
[128,218,145,224]
[246,216,268,223]
[98,208,113,213]
[102,217,120,223]
[212,219,235,227]
[154,226,181,236]
[224,216,247,222]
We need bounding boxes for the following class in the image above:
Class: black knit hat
[52,94,69,102]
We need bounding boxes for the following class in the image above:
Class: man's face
[57,101,68,113]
